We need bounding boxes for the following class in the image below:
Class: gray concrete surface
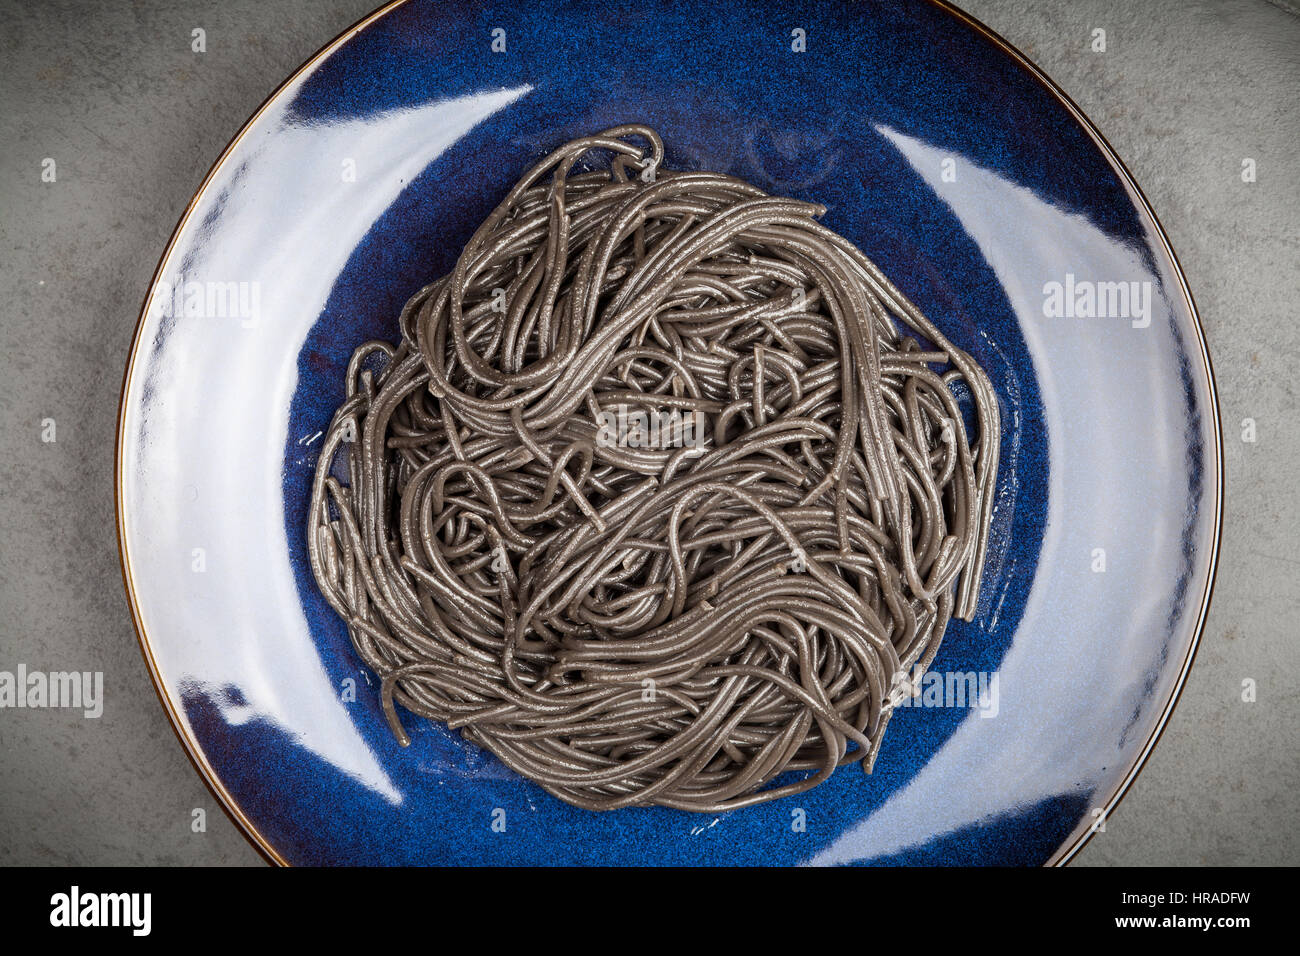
[0,0,1296,866]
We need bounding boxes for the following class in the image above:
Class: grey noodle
[307,125,1001,812]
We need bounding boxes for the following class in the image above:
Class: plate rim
[114,0,1224,868]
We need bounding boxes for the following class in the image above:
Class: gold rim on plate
[114,0,1224,868]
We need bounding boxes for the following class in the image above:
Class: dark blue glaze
[119,0,1219,866]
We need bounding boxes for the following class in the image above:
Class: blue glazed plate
[117,0,1221,866]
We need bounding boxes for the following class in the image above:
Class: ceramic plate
[117,0,1221,865]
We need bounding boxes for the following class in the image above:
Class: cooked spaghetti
[307,125,1000,811]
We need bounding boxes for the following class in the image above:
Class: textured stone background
[0,0,1295,866]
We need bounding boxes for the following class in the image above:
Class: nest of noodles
[308,126,999,812]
